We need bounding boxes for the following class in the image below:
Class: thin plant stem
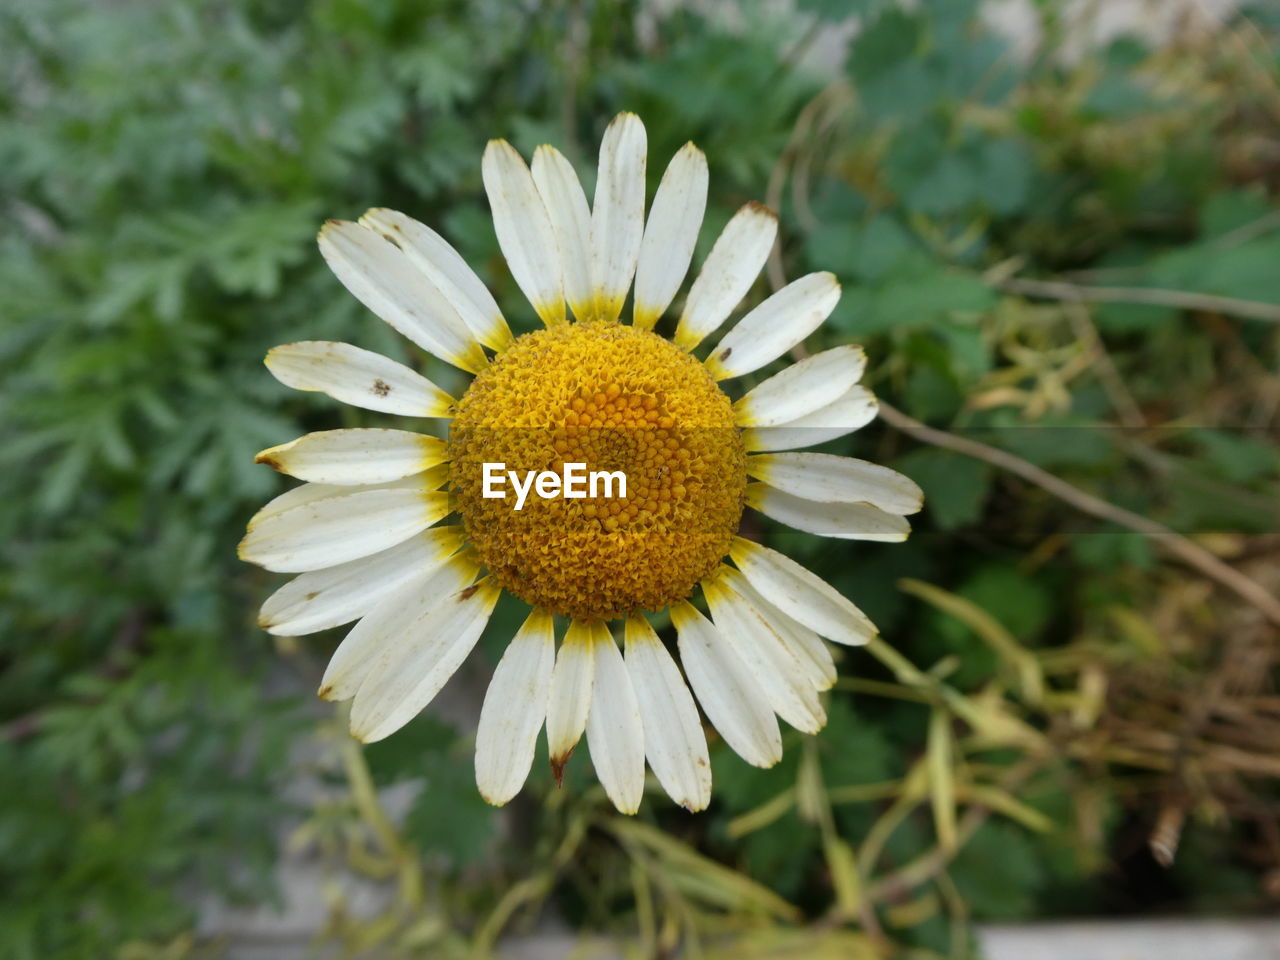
[877,400,1280,627]
[995,275,1280,324]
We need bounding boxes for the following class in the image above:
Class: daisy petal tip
[357,206,402,230]
[678,789,712,813]
[349,721,392,745]
[478,790,513,809]
[610,110,643,128]
[484,138,522,164]
[317,219,350,243]
[550,751,572,787]
[252,449,285,472]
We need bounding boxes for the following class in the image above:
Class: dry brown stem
[876,401,1280,627]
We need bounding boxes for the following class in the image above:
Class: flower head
[240,113,922,813]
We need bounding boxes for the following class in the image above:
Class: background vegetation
[3,1,1279,958]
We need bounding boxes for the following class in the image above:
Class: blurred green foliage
[3,1,1279,958]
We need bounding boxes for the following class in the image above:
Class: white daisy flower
[240,113,922,815]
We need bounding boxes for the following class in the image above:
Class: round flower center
[448,322,746,621]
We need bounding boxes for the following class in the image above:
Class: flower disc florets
[449,321,745,621]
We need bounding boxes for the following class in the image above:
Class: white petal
[248,471,447,529]
[359,209,512,352]
[265,341,454,418]
[239,482,450,573]
[705,272,841,380]
[590,113,647,323]
[317,220,487,373]
[624,615,711,812]
[249,481,350,528]
[475,608,555,806]
[673,203,778,351]
[747,453,923,515]
[718,572,837,691]
[259,526,465,636]
[586,626,645,814]
[729,537,877,646]
[703,574,826,734]
[318,554,480,702]
[255,429,446,485]
[531,146,595,320]
[671,601,782,768]
[747,483,911,542]
[349,576,501,743]
[545,619,601,777]
[734,346,867,427]
[743,385,879,452]
[482,139,565,326]
[633,143,708,329]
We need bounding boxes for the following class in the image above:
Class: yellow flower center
[448,321,746,621]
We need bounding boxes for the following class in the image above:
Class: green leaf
[900,152,979,216]
[987,414,1115,469]
[951,821,1045,918]
[844,264,995,335]
[798,0,887,19]
[919,0,983,28]
[1199,187,1274,238]
[709,743,812,899]
[894,449,993,529]
[1069,531,1155,571]
[805,214,915,282]
[858,57,947,121]
[403,750,498,867]
[363,714,458,786]
[818,699,895,785]
[1190,428,1280,484]
[711,741,801,815]
[848,7,922,85]
[974,138,1033,215]
[901,364,965,422]
[937,318,992,384]
[1080,71,1155,119]
[1147,234,1280,304]
[945,565,1053,641]
[1093,301,1178,332]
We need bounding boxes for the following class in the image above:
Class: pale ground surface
[980,918,1280,960]
[204,0,1265,955]
[216,919,1280,959]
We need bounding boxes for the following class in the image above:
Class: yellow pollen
[448,322,746,621]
